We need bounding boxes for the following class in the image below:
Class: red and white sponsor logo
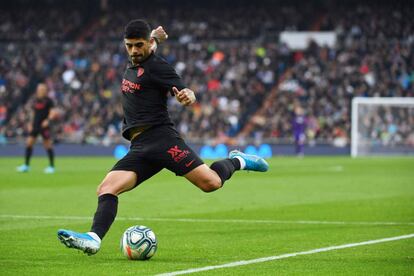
[167,145,190,163]
[121,78,141,93]
[35,103,46,109]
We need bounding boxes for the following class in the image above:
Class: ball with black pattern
[120,225,157,260]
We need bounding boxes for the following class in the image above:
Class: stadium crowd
[0,0,413,146]
[359,106,414,147]
[248,3,414,145]
[1,40,281,144]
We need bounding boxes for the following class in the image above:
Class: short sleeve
[151,58,186,95]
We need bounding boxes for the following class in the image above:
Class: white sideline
[156,233,414,276]
[1,214,414,226]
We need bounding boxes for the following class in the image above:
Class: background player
[57,20,268,255]
[292,105,306,157]
[16,83,57,173]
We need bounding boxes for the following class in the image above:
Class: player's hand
[41,120,49,128]
[151,26,168,44]
[172,87,196,106]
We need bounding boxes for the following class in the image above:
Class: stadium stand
[0,0,412,146]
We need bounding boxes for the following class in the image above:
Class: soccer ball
[120,225,157,260]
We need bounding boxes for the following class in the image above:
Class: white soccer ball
[120,225,157,260]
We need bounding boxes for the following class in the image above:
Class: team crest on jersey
[137,67,145,78]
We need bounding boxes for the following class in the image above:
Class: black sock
[210,158,241,185]
[90,194,118,240]
[25,147,33,166]
[47,148,54,167]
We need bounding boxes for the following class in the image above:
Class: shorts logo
[137,67,145,78]
[185,159,195,167]
[167,145,190,163]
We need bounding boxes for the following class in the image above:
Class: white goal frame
[351,97,414,157]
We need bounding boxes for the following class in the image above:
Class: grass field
[0,156,413,275]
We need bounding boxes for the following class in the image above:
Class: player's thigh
[156,137,204,177]
[43,138,53,149]
[41,128,52,143]
[151,136,221,192]
[110,149,163,190]
[98,170,137,196]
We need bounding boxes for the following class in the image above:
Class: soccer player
[16,83,57,173]
[292,106,306,156]
[57,20,268,255]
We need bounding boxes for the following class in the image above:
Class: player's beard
[130,55,142,65]
[131,49,149,65]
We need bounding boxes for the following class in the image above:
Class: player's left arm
[41,108,58,128]
[172,87,196,106]
[150,26,168,53]
[41,100,58,128]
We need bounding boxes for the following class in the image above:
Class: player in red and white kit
[17,83,57,173]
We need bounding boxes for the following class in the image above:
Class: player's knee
[198,178,222,193]
[96,182,105,196]
[43,141,52,149]
[26,138,35,147]
[97,180,115,196]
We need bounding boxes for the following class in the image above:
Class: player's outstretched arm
[172,87,196,106]
[150,26,168,52]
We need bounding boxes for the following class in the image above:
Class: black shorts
[111,125,204,186]
[30,126,51,139]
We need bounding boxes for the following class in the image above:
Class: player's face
[124,38,151,64]
[36,84,47,98]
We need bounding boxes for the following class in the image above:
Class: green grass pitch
[1,156,413,275]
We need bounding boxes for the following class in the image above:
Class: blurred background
[0,0,413,157]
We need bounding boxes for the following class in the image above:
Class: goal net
[351,97,414,157]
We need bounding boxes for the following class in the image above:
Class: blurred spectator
[251,3,413,145]
[1,0,413,146]
[360,106,414,147]
[292,105,306,156]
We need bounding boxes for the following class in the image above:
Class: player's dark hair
[124,19,151,39]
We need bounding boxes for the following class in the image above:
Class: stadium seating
[0,0,412,147]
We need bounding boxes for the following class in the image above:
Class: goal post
[351,97,414,157]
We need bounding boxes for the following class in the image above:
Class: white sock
[87,232,101,243]
[234,156,246,170]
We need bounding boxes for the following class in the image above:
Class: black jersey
[33,97,54,127]
[120,52,186,140]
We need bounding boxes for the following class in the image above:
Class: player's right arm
[150,55,195,106]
